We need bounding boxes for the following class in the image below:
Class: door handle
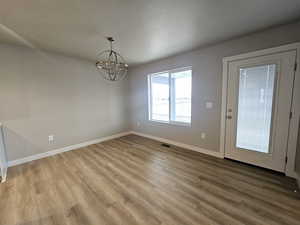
[226,115,232,119]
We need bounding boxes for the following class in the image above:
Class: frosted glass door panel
[236,64,276,153]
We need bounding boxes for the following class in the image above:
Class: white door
[225,50,296,172]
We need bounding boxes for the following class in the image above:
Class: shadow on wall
[3,126,42,162]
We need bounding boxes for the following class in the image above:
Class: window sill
[148,119,191,127]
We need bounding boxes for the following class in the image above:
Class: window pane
[236,64,276,153]
[171,70,192,123]
[151,73,169,121]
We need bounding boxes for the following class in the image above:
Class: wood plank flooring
[0,134,300,225]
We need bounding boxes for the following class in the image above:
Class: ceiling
[1,0,300,66]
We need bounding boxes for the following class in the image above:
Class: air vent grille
[161,143,171,148]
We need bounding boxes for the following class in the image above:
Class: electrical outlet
[48,135,54,143]
[201,132,206,139]
[205,102,213,109]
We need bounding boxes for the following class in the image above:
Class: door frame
[0,123,7,182]
[220,42,300,178]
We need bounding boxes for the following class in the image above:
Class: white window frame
[148,66,192,126]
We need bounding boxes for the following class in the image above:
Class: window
[148,67,192,125]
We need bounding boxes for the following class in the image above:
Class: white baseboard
[8,131,131,167]
[130,131,224,158]
[6,129,298,184]
[7,130,222,169]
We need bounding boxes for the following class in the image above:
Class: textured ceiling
[1,0,300,66]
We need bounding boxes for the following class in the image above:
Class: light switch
[48,135,54,143]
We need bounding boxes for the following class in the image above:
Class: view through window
[148,68,192,124]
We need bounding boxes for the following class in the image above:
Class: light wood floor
[1,135,300,225]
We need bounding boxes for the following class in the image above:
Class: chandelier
[96,37,128,81]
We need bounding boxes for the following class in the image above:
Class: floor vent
[161,143,171,148]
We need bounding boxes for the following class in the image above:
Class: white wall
[0,44,129,161]
[129,21,300,153]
